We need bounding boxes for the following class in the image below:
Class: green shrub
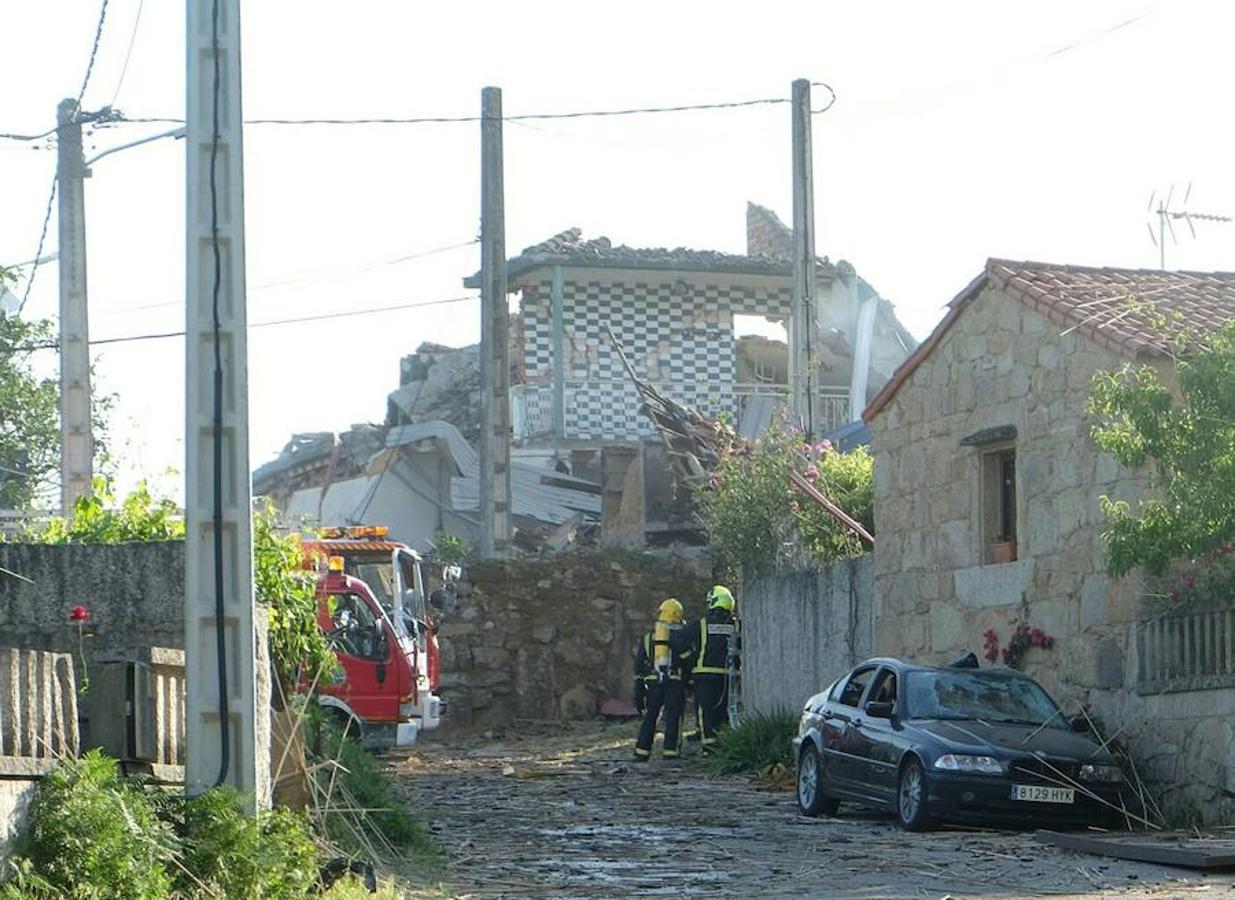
[11,750,176,899]
[171,788,321,899]
[308,712,431,854]
[706,711,799,776]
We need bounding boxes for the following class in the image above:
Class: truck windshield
[904,670,1064,727]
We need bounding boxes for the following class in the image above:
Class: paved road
[390,721,1234,899]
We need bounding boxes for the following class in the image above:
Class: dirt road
[390,721,1234,899]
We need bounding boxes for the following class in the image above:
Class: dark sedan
[793,657,1127,830]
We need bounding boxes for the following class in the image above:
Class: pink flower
[69,605,89,623]
[816,440,833,454]
[799,443,813,455]
[804,465,819,479]
[1000,647,1012,664]
[983,646,999,662]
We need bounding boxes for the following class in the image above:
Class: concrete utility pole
[789,78,818,439]
[479,86,512,558]
[56,99,94,517]
[184,0,268,809]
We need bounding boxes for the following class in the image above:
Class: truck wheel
[331,707,362,741]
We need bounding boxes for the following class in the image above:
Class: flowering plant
[69,604,91,694]
[982,622,1055,669]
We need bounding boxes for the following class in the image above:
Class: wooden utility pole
[479,86,512,557]
[184,0,267,810]
[790,78,818,438]
[56,98,94,517]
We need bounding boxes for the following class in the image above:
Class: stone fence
[435,551,713,728]
[741,556,873,716]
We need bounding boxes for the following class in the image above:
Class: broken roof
[463,226,835,286]
[864,258,1235,421]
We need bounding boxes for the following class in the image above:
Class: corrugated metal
[387,419,599,525]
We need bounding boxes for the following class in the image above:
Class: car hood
[914,719,1113,763]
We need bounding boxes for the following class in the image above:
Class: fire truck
[303,526,444,746]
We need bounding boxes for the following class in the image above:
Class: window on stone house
[980,447,1018,564]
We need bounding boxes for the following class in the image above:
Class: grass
[705,711,799,776]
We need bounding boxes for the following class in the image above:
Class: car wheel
[897,757,932,831]
[796,743,841,817]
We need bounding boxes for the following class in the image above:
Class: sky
[3,0,1234,505]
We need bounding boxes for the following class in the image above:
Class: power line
[2,294,478,353]
[74,0,112,111]
[109,0,146,108]
[0,82,840,142]
[17,178,58,313]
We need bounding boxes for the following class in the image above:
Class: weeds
[706,711,798,776]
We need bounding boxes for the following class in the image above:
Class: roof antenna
[1147,182,1231,270]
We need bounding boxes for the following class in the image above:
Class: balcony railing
[1137,606,1235,694]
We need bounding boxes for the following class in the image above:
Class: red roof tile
[864,259,1235,422]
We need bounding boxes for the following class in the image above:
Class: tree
[695,424,873,579]
[1088,320,1235,604]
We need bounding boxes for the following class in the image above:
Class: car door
[849,666,902,805]
[329,589,395,722]
[821,665,876,789]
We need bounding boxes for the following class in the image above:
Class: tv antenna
[1147,182,1232,270]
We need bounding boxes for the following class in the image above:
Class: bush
[6,750,176,899]
[308,711,431,854]
[171,788,321,899]
[0,753,327,900]
[706,711,799,776]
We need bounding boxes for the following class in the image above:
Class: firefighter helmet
[658,598,684,623]
[707,585,735,612]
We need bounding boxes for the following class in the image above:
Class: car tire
[897,757,932,831]
[796,743,841,817]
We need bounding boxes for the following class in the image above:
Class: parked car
[794,657,1126,830]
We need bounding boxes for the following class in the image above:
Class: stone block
[1080,575,1106,630]
[438,622,478,639]
[1094,636,1125,689]
[928,602,967,655]
[532,625,557,643]
[936,520,972,569]
[953,559,1033,609]
[559,684,596,719]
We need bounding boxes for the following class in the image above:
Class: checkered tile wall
[519,278,791,439]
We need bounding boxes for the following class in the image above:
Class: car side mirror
[1069,715,1090,733]
[865,700,894,719]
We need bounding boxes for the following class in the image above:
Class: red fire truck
[304,527,444,746]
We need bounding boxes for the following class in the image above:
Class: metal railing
[1137,606,1235,694]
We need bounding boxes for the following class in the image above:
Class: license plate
[1011,784,1074,804]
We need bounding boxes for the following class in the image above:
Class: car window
[904,670,1064,726]
[838,667,875,708]
[330,592,388,662]
[868,669,898,706]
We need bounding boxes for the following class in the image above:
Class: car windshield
[904,670,1064,728]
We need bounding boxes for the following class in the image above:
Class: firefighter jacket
[633,623,693,705]
[689,607,739,677]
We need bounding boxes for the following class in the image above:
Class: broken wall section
[436,551,713,728]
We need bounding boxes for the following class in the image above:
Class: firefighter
[633,598,692,760]
[688,585,738,752]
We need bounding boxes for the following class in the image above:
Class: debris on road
[1037,829,1235,869]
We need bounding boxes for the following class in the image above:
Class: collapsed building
[253,202,916,551]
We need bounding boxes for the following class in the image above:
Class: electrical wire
[108,0,145,108]
[206,0,229,791]
[15,0,112,313]
[61,83,839,130]
[1,294,479,354]
[74,0,111,111]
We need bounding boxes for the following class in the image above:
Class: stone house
[864,259,1235,820]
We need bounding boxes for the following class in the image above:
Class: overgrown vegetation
[253,500,338,690]
[34,476,185,543]
[705,711,798,776]
[0,749,401,899]
[1089,319,1235,608]
[307,709,432,856]
[695,424,873,579]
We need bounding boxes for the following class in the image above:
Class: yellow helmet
[707,585,735,612]
[658,598,684,623]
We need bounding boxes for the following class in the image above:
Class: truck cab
[305,527,444,746]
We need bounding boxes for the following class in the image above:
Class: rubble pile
[387,343,482,444]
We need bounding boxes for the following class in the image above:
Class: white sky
[3,1,1233,504]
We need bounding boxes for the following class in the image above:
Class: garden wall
[435,550,713,728]
[740,556,873,716]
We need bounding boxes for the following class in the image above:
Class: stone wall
[867,281,1235,821]
[0,542,184,656]
[742,557,873,716]
[435,551,713,728]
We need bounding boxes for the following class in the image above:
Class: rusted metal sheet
[1036,830,1235,869]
